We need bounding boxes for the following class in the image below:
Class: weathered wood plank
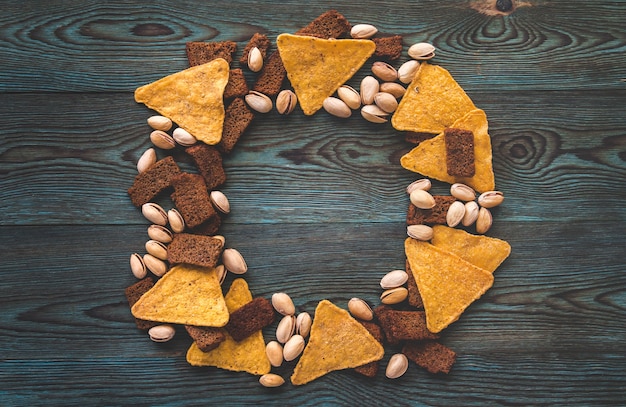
[0,1,624,92]
[1,90,624,225]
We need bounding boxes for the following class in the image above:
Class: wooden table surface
[1,1,625,405]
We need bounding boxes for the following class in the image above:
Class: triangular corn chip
[291,300,384,385]
[131,264,229,326]
[277,33,376,115]
[186,278,270,375]
[431,225,511,273]
[405,238,494,333]
[134,58,229,145]
[392,62,476,134]
[400,109,495,192]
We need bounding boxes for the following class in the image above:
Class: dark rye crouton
[127,156,180,207]
[225,297,275,342]
[185,325,226,352]
[167,233,224,268]
[184,144,226,191]
[219,97,255,154]
[374,306,439,345]
[170,173,220,230]
[185,41,237,66]
[405,260,424,309]
[402,341,456,374]
[295,10,352,39]
[372,36,403,60]
[354,320,384,377]
[406,196,457,225]
[125,277,158,330]
[445,127,475,177]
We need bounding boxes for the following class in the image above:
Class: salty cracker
[392,62,477,134]
[405,238,494,333]
[291,300,384,385]
[131,264,229,327]
[400,109,495,192]
[186,278,271,375]
[431,225,511,273]
[277,33,376,115]
[134,58,229,145]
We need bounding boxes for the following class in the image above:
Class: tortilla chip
[400,109,495,192]
[405,238,494,333]
[391,62,476,134]
[431,225,511,273]
[277,33,376,115]
[186,278,271,375]
[134,58,229,145]
[131,264,229,327]
[291,300,384,385]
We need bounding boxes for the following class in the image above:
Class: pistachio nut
[478,191,504,208]
[172,127,197,147]
[350,23,378,39]
[245,91,273,113]
[407,224,434,241]
[385,353,409,379]
[137,148,157,173]
[247,46,263,72]
[406,178,432,194]
[147,224,173,243]
[371,61,398,82]
[323,96,352,118]
[210,190,230,214]
[212,235,226,245]
[446,200,466,228]
[380,287,408,305]
[476,207,493,234]
[296,312,312,338]
[148,324,176,342]
[147,115,173,131]
[145,239,168,261]
[409,189,436,209]
[215,264,227,284]
[167,208,185,233]
[149,130,176,150]
[374,92,399,113]
[130,253,147,279]
[222,248,247,274]
[272,292,296,316]
[348,298,374,321]
[360,75,379,105]
[265,341,284,367]
[379,82,406,99]
[360,104,389,123]
[397,60,420,84]
[276,89,297,115]
[408,42,436,60]
[276,315,296,344]
[462,200,480,226]
[337,85,361,110]
[450,183,477,201]
[259,373,285,388]
[142,203,168,226]
[143,253,168,277]
[283,334,305,361]
[380,269,408,289]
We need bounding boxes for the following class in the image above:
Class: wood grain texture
[1,0,625,405]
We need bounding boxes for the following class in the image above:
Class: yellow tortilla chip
[277,33,376,115]
[400,109,495,192]
[405,238,494,333]
[432,225,511,273]
[291,300,384,385]
[392,62,476,134]
[131,264,229,326]
[186,278,270,375]
[134,58,229,145]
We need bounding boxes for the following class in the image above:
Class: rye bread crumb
[374,306,439,345]
[170,173,220,230]
[252,50,287,96]
[185,325,226,352]
[224,68,249,100]
[372,36,403,60]
[402,341,456,374]
[406,196,457,225]
[167,233,224,268]
[295,9,352,39]
[405,131,436,145]
[127,156,181,207]
[240,33,271,67]
[219,97,255,154]
[354,320,384,377]
[185,144,226,190]
[225,297,276,342]
[185,41,237,66]
[405,260,424,309]
[125,277,158,330]
[445,127,475,177]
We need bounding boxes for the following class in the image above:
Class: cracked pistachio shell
[130,253,147,279]
[337,85,361,110]
[272,292,295,316]
[142,203,168,226]
[348,298,374,321]
[408,42,436,60]
[137,148,157,173]
[147,115,172,131]
[360,75,379,105]
[149,130,175,150]
[323,96,352,118]
[361,104,389,123]
[350,24,378,39]
[380,270,408,289]
[222,248,247,274]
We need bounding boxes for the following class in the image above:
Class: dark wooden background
[1,0,625,405]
